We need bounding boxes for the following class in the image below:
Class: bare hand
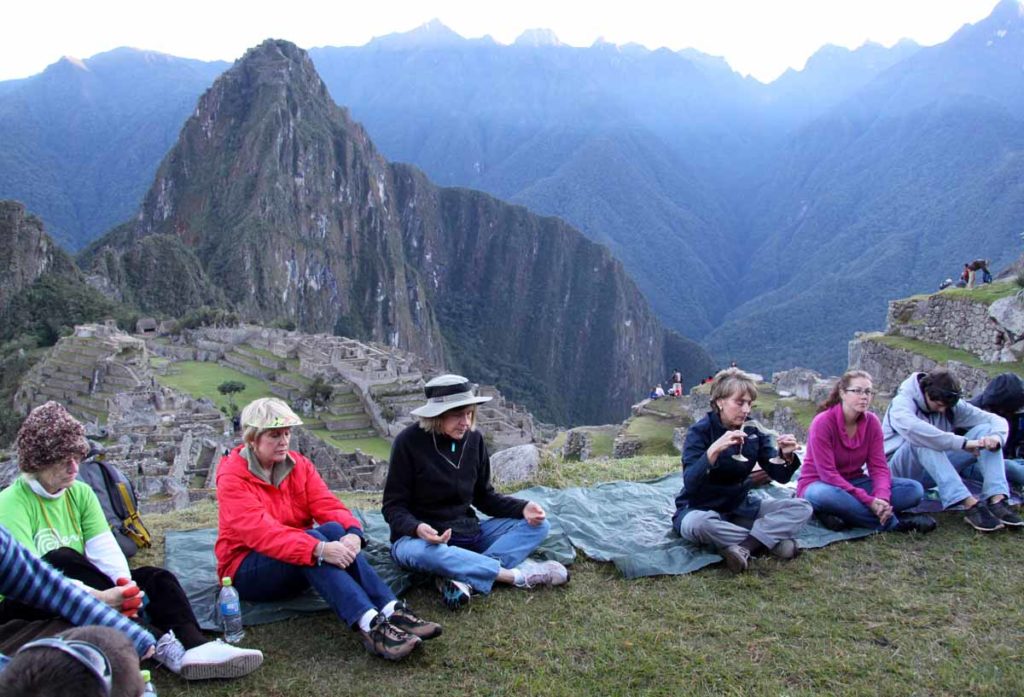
[321,540,357,568]
[964,439,983,455]
[776,434,799,458]
[980,435,1002,452]
[869,498,893,525]
[416,523,452,545]
[340,533,362,556]
[90,583,145,617]
[523,501,546,526]
[748,467,771,487]
[711,430,746,460]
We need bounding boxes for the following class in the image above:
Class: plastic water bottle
[217,576,245,644]
[141,669,157,695]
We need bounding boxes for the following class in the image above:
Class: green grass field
[154,361,275,411]
[309,428,393,460]
[139,455,1024,697]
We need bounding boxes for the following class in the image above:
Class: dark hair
[818,370,874,413]
[919,368,962,407]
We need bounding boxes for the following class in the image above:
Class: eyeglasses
[17,637,113,697]
[844,387,876,396]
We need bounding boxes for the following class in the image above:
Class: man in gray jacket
[883,368,1023,532]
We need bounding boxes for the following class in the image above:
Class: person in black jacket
[673,368,812,574]
[969,372,1024,490]
[383,375,568,610]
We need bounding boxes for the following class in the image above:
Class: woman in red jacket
[215,398,441,661]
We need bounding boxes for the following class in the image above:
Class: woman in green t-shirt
[0,401,263,682]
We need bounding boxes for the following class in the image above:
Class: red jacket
[215,445,362,580]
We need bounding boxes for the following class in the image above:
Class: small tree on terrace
[305,376,334,411]
[217,380,247,414]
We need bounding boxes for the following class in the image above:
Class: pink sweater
[796,404,891,506]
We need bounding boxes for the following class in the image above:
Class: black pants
[0,547,207,649]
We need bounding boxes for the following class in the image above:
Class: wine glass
[731,423,760,462]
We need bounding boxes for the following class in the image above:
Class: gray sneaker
[516,560,570,588]
[769,538,800,560]
[720,545,750,574]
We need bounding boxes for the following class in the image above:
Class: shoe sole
[362,637,421,661]
[180,652,264,680]
[440,582,471,611]
[964,516,1005,532]
[997,518,1024,528]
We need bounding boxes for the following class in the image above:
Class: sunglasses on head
[928,388,962,406]
[17,637,113,697]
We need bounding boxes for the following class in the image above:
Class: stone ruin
[6,321,547,513]
[561,430,592,461]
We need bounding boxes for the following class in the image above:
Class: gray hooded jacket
[882,372,1008,457]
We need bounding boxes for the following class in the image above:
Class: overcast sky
[1,0,1004,82]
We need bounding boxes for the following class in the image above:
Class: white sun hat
[410,374,492,418]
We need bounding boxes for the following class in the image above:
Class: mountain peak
[514,28,561,47]
[368,19,467,49]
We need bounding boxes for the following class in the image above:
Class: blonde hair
[418,405,478,435]
[240,397,303,444]
[709,367,759,413]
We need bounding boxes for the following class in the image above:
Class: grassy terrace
[870,335,1024,380]
[310,429,392,460]
[154,361,275,412]
[141,455,1024,697]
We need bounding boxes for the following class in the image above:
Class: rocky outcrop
[0,201,78,314]
[79,40,688,425]
[490,444,541,486]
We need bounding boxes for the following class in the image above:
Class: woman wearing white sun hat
[383,375,568,610]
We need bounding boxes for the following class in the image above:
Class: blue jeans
[390,518,549,594]
[887,424,1010,509]
[801,476,924,531]
[233,522,396,627]
[967,457,1024,491]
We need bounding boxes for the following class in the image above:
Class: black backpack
[76,442,152,557]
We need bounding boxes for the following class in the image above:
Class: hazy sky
[1,0,1003,82]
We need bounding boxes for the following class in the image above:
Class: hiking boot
[359,613,420,661]
[987,499,1024,528]
[435,577,472,611]
[720,544,750,574]
[515,560,571,588]
[816,512,850,532]
[388,601,442,640]
[179,640,264,680]
[769,538,799,560]
[893,513,937,534]
[964,503,1004,532]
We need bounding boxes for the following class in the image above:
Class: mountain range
[1,0,1022,379]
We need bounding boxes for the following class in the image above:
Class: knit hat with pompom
[16,401,88,474]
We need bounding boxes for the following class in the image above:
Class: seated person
[969,372,1024,489]
[216,398,439,662]
[0,523,154,672]
[884,368,1023,532]
[0,401,263,681]
[383,375,568,610]
[654,384,666,399]
[673,368,812,574]
[0,626,144,697]
[797,370,935,533]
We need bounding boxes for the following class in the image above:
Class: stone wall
[849,332,991,397]
[886,291,1024,363]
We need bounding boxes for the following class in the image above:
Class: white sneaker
[179,639,264,681]
[516,559,570,588]
[154,630,185,673]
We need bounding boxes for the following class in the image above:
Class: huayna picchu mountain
[80,40,712,425]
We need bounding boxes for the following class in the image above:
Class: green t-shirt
[0,477,109,557]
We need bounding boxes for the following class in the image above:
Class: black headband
[425,381,472,399]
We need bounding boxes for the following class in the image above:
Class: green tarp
[165,474,873,630]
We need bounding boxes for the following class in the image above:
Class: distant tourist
[966,258,991,289]
[654,384,665,399]
[669,369,683,397]
[672,368,811,574]
[0,401,262,681]
[883,368,1022,532]
[938,278,954,291]
[729,360,738,368]
[216,398,439,661]
[383,375,568,610]
[797,371,935,533]
[960,263,971,287]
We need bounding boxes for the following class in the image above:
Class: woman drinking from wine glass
[672,368,812,574]
[797,370,936,533]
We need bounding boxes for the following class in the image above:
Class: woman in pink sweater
[797,371,935,533]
